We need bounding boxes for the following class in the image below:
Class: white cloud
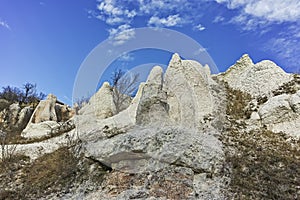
[97,0,136,25]
[194,24,206,31]
[213,16,225,23]
[0,19,10,30]
[96,0,194,28]
[118,52,135,62]
[215,0,300,23]
[148,14,182,27]
[109,24,136,46]
[263,23,300,73]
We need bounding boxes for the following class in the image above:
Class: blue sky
[0,0,299,105]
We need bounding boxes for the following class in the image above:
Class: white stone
[250,112,260,120]
[79,82,116,119]
[21,121,59,138]
[221,54,292,97]
[29,94,58,123]
[136,66,169,125]
[16,106,33,129]
[258,93,300,138]
[163,53,215,129]
[290,90,300,113]
[258,94,293,124]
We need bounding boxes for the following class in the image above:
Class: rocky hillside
[0,54,299,200]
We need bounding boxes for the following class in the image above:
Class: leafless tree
[111,69,140,114]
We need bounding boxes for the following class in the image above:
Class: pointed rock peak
[46,94,57,101]
[102,81,111,88]
[203,64,211,75]
[169,53,182,67]
[96,82,112,94]
[236,54,254,66]
[146,65,163,84]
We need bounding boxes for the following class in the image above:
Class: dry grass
[225,85,252,120]
[0,147,107,200]
[223,129,300,199]
[224,83,300,199]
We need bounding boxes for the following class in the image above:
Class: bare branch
[111,69,140,114]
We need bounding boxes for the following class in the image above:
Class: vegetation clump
[0,147,107,200]
[223,82,300,199]
[223,129,300,199]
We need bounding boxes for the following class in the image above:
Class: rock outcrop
[136,66,169,125]
[84,126,225,199]
[22,94,75,139]
[163,53,215,128]
[75,54,226,199]
[2,53,300,199]
[258,91,300,137]
[30,94,58,123]
[221,54,293,97]
[0,102,34,131]
[79,82,116,118]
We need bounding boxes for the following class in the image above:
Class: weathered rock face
[79,82,116,119]
[8,53,300,199]
[22,94,75,139]
[0,103,34,131]
[84,126,225,199]
[258,91,300,137]
[55,104,75,122]
[290,90,300,112]
[17,106,34,129]
[136,66,169,125]
[221,54,292,97]
[30,94,58,123]
[163,53,215,128]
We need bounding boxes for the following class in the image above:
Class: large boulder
[7,103,21,125]
[258,92,300,138]
[22,94,75,139]
[30,94,58,123]
[221,54,292,97]
[258,94,294,124]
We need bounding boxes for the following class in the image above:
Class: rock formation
[0,102,34,131]
[74,54,226,199]
[136,66,169,125]
[1,53,300,199]
[30,94,58,123]
[22,94,75,139]
[220,54,293,97]
[163,53,216,128]
[79,82,116,118]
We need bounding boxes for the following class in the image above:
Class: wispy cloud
[108,24,135,46]
[264,23,300,72]
[96,0,203,29]
[94,0,300,72]
[194,24,206,31]
[148,14,182,27]
[213,16,225,23]
[0,19,10,30]
[117,52,135,62]
[215,0,300,27]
